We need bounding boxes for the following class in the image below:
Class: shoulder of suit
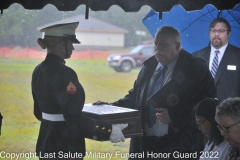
[192,46,210,55]
[180,49,206,66]
[143,55,157,66]
[227,43,240,51]
[224,44,240,59]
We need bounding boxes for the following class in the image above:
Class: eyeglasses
[155,42,176,49]
[210,29,228,34]
[217,121,240,133]
[196,119,207,126]
[155,43,170,49]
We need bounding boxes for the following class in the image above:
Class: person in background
[31,22,127,160]
[193,18,240,102]
[215,97,240,160]
[194,98,230,160]
[94,26,216,159]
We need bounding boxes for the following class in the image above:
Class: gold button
[102,127,105,130]
[96,125,99,128]
[108,129,111,133]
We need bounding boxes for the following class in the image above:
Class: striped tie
[211,50,220,78]
[146,65,167,127]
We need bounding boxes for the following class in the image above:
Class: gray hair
[215,97,240,122]
[156,26,181,43]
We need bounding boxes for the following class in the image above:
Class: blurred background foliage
[0,4,153,48]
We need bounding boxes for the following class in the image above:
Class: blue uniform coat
[32,54,112,157]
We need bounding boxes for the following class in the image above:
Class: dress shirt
[209,43,228,71]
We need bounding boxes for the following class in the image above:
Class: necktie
[146,65,167,127]
[211,50,220,78]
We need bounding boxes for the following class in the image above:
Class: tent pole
[159,11,162,20]
[85,5,89,19]
[217,10,222,17]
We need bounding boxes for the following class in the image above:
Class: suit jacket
[112,49,216,159]
[193,44,240,101]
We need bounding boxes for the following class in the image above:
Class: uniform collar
[45,53,66,64]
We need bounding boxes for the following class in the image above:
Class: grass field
[0,58,139,160]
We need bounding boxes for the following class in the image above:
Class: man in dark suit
[94,26,216,159]
[193,18,240,102]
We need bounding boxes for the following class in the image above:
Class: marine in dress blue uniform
[32,22,126,160]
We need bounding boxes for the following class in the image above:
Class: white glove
[110,123,128,143]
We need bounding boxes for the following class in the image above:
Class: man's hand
[92,100,111,105]
[110,124,128,143]
[155,108,171,124]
